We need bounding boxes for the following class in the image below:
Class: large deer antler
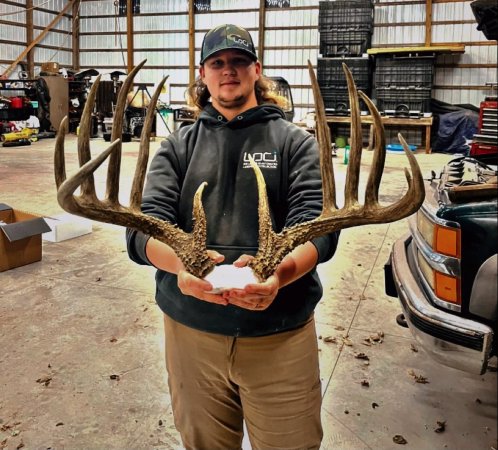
[246,61,425,280]
[55,59,424,285]
[55,60,215,278]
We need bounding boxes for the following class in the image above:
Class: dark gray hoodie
[126,103,339,336]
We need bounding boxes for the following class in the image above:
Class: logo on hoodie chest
[243,151,278,170]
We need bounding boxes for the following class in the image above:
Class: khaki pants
[164,315,322,450]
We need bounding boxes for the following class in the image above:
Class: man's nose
[222,62,237,73]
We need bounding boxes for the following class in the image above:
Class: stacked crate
[373,55,435,116]
[317,0,374,114]
[317,57,371,114]
[318,0,374,57]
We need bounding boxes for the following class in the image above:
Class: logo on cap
[228,33,250,48]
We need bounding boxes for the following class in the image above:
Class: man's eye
[233,59,251,67]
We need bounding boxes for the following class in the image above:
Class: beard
[216,94,247,109]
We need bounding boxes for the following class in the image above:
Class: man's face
[200,49,261,114]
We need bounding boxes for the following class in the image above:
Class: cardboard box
[41,62,60,73]
[0,204,51,272]
[43,213,92,242]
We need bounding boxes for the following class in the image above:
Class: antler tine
[77,73,102,201]
[130,74,169,210]
[57,139,121,215]
[358,90,386,206]
[358,90,424,216]
[247,153,275,259]
[343,63,363,207]
[386,132,425,216]
[106,59,147,204]
[307,60,337,212]
[54,116,69,189]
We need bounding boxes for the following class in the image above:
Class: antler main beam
[247,61,425,281]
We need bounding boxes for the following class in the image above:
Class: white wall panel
[374,3,425,24]
[140,0,187,13]
[439,44,497,65]
[435,66,496,87]
[0,5,26,23]
[133,15,189,32]
[0,43,24,65]
[266,8,317,27]
[0,23,25,41]
[433,1,473,21]
[80,0,116,16]
[33,9,70,31]
[372,25,426,46]
[211,0,259,9]
[33,27,71,48]
[195,11,259,30]
[433,88,486,106]
[432,23,483,43]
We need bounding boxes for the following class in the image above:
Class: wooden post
[189,0,195,86]
[425,0,432,46]
[258,0,266,64]
[26,0,34,78]
[72,0,81,71]
[1,0,75,78]
[127,0,134,73]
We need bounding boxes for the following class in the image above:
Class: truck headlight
[417,211,461,258]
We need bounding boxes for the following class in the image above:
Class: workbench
[326,115,434,154]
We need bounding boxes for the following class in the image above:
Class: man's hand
[177,269,228,305]
[177,249,228,305]
[224,242,319,311]
[224,255,280,310]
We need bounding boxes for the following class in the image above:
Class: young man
[126,24,339,450]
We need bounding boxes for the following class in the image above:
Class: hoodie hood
[198,103,286,128]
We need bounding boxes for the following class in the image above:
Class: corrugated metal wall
[373,0,497,106]
[433,1,497,105]
[1,0,496,121]
[0,4,28,76]
[0,0,72,78]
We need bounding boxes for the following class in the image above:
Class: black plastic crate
[374,56,435,89]
[318,57,371,92]
[320,29,372,57]
[375,86,432,100]
[375,87,432,114]
[319,0,374,32]
[319,87,369,114]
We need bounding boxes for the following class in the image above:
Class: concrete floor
[0,134,496,450]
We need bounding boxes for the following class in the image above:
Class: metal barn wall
[373,0,497,106]
[1,0,497,120]
[0,3,30,78]
[432,1,497,105]
[0,0,72,78]
[75,0,321,121]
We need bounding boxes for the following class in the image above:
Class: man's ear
[199,65,205,80]
[254,61,262,79]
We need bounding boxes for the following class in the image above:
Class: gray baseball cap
[200,24,257,64]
